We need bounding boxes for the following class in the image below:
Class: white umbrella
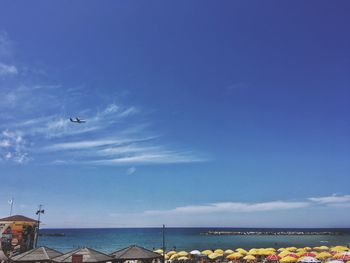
[299,257,320,263]
[190,250,201,255]
[326,260,344,263]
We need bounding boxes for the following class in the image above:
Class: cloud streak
[0,63,18,76]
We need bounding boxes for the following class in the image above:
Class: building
[0,215,38,256]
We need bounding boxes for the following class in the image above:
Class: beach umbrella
[154,249,164,254]
[298,257,320,263]
[262,250,276,256]
[266,254,281,261]
[304,248,312,252]
[167,251,177,257]
[338,255,350,261]
[302,253,317,257]
[279,251,291,258]
[214,249,224,255]
[225,250,234,255]
[316,246,329,251]
[226,253,243,260]
[287,248,298,252]
[243,255,256,262]
[170,254,179,260]
[326,260,343,263]
[236,249,248,255]
[178,251,189,257]
[208,253,222,260]
[297,249,307,253]
[285,253,299,259]
[280,256,298,263]
[331,247,349,253]
[202,250,213,256]
[248,249,259,256]
[190,250,201,256]
[316,252,332,260]
[279,248,287,252]
[178,256,189,261]
[266,248,277,252]
[165,255,170,260]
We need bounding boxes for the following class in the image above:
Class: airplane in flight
[70,117,86,123]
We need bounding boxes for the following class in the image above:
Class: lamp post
[34,205,45,248]
[162,225,166,263]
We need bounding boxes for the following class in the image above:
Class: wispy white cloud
[309,194,350,206]
[92,151,205,165]
[0,130,29,164]
[0,63,18,76]
[144,200,310,216]
[0,33,204,166]
[45,138,127,151]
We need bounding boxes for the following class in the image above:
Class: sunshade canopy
[110,245,162,261]
[11,247,62,262]
[53,248,112,263]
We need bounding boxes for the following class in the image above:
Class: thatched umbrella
[110,245,162,263]
[52,248,113,263]
[10,246,62,263]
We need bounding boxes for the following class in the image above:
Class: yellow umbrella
[178,256,189,261]
[304,247,312,251]
[227,253,244,260]
[286,247,298,252]
[170,254,179,260]
[279,251,291,258]
[178,251,189,257]
[202,250,213,255]
[279,248,287,252]
[319,246,329,251]
[333,253,343,259]
[280,256,298,263]
[244,255,256,262]
[208,253,222,260]
[316,252,332,260]
[154,249,164,254]
[237,248,248,254]
[331,246,349,252]
[263,250,276,256]
[248,249,259,256]
[265,250,276,254]
[167,251,177,257]
[225,250,234,255]
[214,249,224,255]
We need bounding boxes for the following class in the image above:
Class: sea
[38,228,350,253]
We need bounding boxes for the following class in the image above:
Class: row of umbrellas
[153,246,350,262]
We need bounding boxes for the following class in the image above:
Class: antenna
[34,204,45,248]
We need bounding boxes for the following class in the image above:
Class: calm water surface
[38,228,350,253]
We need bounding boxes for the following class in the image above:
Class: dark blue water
[38,228,350,253]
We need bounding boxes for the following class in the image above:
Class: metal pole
[162,224,165,263]
[34,205,43,248]
[9,198,14,216]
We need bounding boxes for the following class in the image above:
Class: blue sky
[0,1,350,228]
